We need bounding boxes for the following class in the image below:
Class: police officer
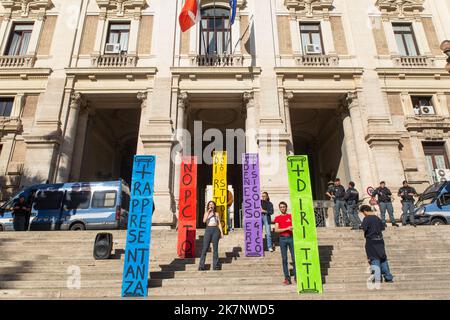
[398,180,418,227]
[326,178,349,227]
[345,181,361,230]
[372,181,399,228]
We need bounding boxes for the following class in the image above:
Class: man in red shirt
[274,202,296,285]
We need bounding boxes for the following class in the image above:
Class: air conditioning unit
[305,44,322,55]
[104,43,121,54]
[435,169,450,182]
[420,105,435,115]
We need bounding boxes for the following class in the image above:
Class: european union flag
[230,0,237,25]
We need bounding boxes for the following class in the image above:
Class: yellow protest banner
[212,151,228,235]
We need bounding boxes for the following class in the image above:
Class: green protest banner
[287,155,323,294]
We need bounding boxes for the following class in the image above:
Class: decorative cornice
[284,0,334,17]
[375,0,424,18]
[96,0,147,18]
[177,91,189,110]
[0,0,53,19]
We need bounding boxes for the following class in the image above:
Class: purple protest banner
[242,153,264,257]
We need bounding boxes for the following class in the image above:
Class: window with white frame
[300,23,324,55]
[0,98,14,117]
[5,23,34,56]
[411,96,435,116]
[393,23,419,56]
[106,22,130,53]
[200,7,232,55]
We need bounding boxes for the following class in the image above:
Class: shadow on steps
[148,235,243,288]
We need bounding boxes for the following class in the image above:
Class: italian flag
[179,0,201,33]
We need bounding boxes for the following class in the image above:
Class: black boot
[392,222,400,227]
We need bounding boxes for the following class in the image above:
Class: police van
[414,181,450,225]
[0,180,130,231]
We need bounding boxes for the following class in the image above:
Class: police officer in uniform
[398,180,418,227]
[372,181,399,228]
[345,181,361,230]
[326,178,349,227]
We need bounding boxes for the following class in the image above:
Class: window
[300,23,324,54]
[411,96,435,116]
[393,23,419,56]
[92,191,117,208]
[64,191,91,210]
[200,7,232,55]
[440,193,450,206]
[106,22,130,53]
[0,98,14,117]
[423,143,450,183]
[34,191,64,210]
[5,23,34,56]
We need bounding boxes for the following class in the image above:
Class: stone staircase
[1,226,450,299]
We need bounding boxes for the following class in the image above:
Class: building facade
[1,0,450,228]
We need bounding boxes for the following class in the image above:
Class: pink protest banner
[242,153,264,257]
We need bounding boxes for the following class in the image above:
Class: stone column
[283,91,294,155]
[337,103,361,188]
[56,92,86,182]
[173,92,189,211]
[0,16,10,49]
[0,134,15,176]
[321,18,336,54]
[27,15,44,56]
[70,105,93,181]
[128,15,141,56]
[243,91,258,153]
[345,92,374,190]
[136,91,149,154]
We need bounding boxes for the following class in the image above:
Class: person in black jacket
[371,181,399,228]
[326,178,349,227]
[345,181,361,230]
[360,205,394,284]
[261,192,274,252]
[398,181,418,227]
[12,196,30,231]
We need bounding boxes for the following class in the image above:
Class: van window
[65,191,91,210]
[92,191,117,208]
[34,191,64,210]
[441,193,450,206]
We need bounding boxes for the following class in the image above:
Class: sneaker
[283,279,292,285]
[384,278,394,283]
[269,248,274,252]
[213,265,221,271]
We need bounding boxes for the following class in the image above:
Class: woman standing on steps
[199,201,224,271]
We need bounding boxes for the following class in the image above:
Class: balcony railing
[195,54,243,67]
[393,55,433,67]
[91,54,138,68]
[296,54,339,67]
[0,55,35,68]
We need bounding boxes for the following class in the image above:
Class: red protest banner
[177,157,197,258]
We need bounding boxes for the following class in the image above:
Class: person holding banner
[199,201,224,271]
[274,202,296,285]
[261,192,274,252]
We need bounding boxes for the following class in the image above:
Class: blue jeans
[378,202,395,224]
[402,201,415,225]
[370,259,393,282]
[262,214,273,250]
[280,236,296,280]
[334,200,349,227]
[347,201,361,228]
